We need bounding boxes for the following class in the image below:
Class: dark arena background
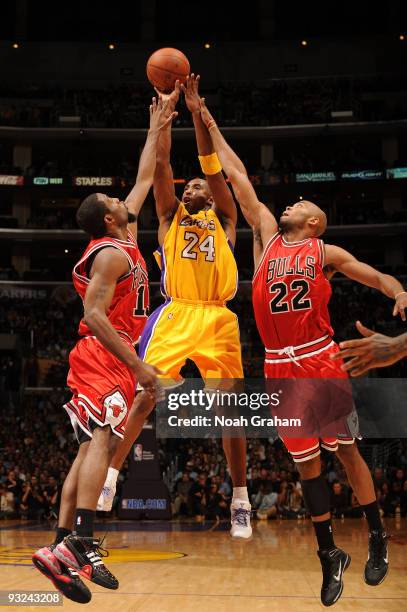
[0,1,407,610]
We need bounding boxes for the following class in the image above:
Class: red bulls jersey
[73,231,149,344]
[252,232,333,355]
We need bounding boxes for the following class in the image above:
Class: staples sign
[74,176,114,187]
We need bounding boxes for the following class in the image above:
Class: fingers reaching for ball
[149,95,178,131]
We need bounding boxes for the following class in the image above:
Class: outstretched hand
[181,73,201,114]
[199,97,216,130]
[149,95,178,132]
[154,80,181,115]
[330,320,402,376]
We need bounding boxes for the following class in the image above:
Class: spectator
[253,482,278,519]
[278,481,305,519]
[20,476,45,520]
[188,472,207,521]
[43,475,60,520]
[5,470,23,510]
[204,481,228,520]
[372,467,387,491]
[172,473,192,517]
[0,484,15,518]
[330,481,351,517]
[378,482,399,517]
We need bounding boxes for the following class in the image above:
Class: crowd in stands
[0,392,74,520]
[1,74,406,129]
[2,396,407,522]
[160,438,407,521]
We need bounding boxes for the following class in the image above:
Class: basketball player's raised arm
[152,83,181,245]
[182,75,237,242]
[324,244,407,320]
[83,248,161,390]
[125,97,177,238]
[199,100,278,252]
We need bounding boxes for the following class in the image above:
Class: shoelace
[84,538,109,568]
[92,538,109,559]
[232,507,251,526]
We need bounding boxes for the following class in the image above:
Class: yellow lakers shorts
[138,298,243,384]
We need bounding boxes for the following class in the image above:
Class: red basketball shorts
[265,341,357,462]
[64,336,136,442]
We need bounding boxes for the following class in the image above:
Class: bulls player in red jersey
[199,99,407,606]
[32,97,176,603]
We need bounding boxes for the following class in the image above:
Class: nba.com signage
[121,498,168,510]
[118,427,171,519]
[73,176,115,187]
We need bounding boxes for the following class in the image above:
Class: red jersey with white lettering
[73,231,149,344]
[252,232,333,356]
[252,232,355,459]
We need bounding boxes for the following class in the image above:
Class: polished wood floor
[0,518,406,611]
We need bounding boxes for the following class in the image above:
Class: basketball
[146,47,190,93]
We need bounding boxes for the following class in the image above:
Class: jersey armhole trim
[252,231,281,283]
[317,239,326,269]
[73,243,133,284]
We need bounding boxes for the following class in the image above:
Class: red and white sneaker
[54,534,118,590]
[32,545,92,604]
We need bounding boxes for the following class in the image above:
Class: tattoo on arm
[95,284,108,302]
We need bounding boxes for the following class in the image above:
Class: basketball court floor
[0,518,406,611]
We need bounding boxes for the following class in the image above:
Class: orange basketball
[146,47,190,93]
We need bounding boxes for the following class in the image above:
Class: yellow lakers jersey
[154,202,238,302]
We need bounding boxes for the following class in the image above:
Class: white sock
[232,487,249,503]
[106,467,119,487]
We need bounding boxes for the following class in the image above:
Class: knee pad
[301,475,330,517]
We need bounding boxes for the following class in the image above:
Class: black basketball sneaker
[364,530,389,586]
[32,545,92,604]
[318,547,351,607]
[54,534,118,590]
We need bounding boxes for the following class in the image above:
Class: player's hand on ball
[154,79,181,114]
[149,95,178,132]
[181,73,201,114]
[393,291,407,321]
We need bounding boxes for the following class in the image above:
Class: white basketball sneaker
[230,500,252,540]
[96,483,116,512]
